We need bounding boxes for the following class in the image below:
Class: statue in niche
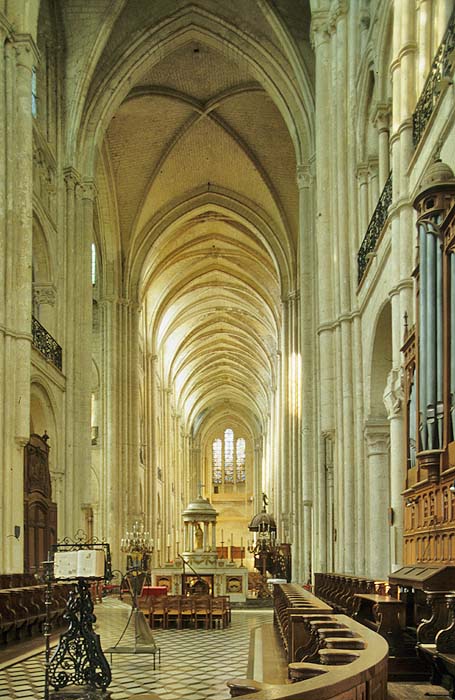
[194,522,203,550]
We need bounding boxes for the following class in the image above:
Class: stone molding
[0,13,13,42]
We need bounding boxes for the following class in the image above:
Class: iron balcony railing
[357,171,392,285]
[32,315,62,371]
[413,6,455,146]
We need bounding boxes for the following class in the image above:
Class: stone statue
[195,522,203,549]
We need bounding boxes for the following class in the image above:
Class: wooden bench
[314,572,388,616]
[273,583,332,662]
[353,593,405,651]
[227,612,388,700]
[417,591,455,696]
[0,582,71,646]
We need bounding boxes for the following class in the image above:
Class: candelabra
[107,520,160,666]
[121,521,153,561]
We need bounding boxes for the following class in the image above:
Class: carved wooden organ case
[402,165,455,565]
[24,433,57,573]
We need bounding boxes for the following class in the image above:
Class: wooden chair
[194,595,211,629]
[149,596,167,629]
[165,595,182,628]
[180,597,195,628]
[138,594,152,618]
[211,596,229,628]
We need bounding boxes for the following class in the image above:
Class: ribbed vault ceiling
[97,10,305,438]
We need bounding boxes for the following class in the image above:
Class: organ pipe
[426,224,437,449]
[451,253,455,439]
[419,222,428,451]
[435,217,444,448]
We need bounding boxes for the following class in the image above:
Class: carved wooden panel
[24,433,57,573]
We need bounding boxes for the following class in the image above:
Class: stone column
[98,292,141,569]
[357,163,370,239]
[368,158,380,214]
[280,297,290,518]
[384,368,405,570]
[374,106,391,190]
[333,3,355,575]
[189,442,201,500]
[388,1,416,575]
[311,11,335,574]
[416,0,432,92]
[254,436,263,517]
[0,33,38,571]
[62,171,94,537]
[297,163,315,583]
[364,421,390,579]
[286,289,302,580]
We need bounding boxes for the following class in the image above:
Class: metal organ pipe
[426,224,437,449]
[419,223,428,451]
[451,253,455,439]
[435,217,444,448]
[409,371,416,467]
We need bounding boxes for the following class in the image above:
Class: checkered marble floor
[0,599,273,699]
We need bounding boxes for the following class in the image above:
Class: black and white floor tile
[0,599,273,700]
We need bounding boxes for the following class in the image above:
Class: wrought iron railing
[357,172,393,284]
[32,316,62,370]
[413,7,455,146]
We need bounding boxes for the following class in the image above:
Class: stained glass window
[224,429,234,482]
[212,438,222,484]
[236,438,246,482]
[212,429,246,486]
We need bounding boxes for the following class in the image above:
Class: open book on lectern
[53,549,105,579]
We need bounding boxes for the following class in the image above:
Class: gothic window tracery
[211,428,246,487]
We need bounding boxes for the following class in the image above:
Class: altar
[152,492,248,602]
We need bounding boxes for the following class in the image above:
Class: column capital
[367,155,379,173]
[357,162,369,184]
[12,34,40,72]
[80,179,97,201]
[63,166,81,191]
[310,13,330,49]
[12,33,40,70]
[364,420,389,455]
[297,163,313,190]
[373,103,391,132]
[282,289,300,306]
[33,283,57,307]
[329,0,348,30]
